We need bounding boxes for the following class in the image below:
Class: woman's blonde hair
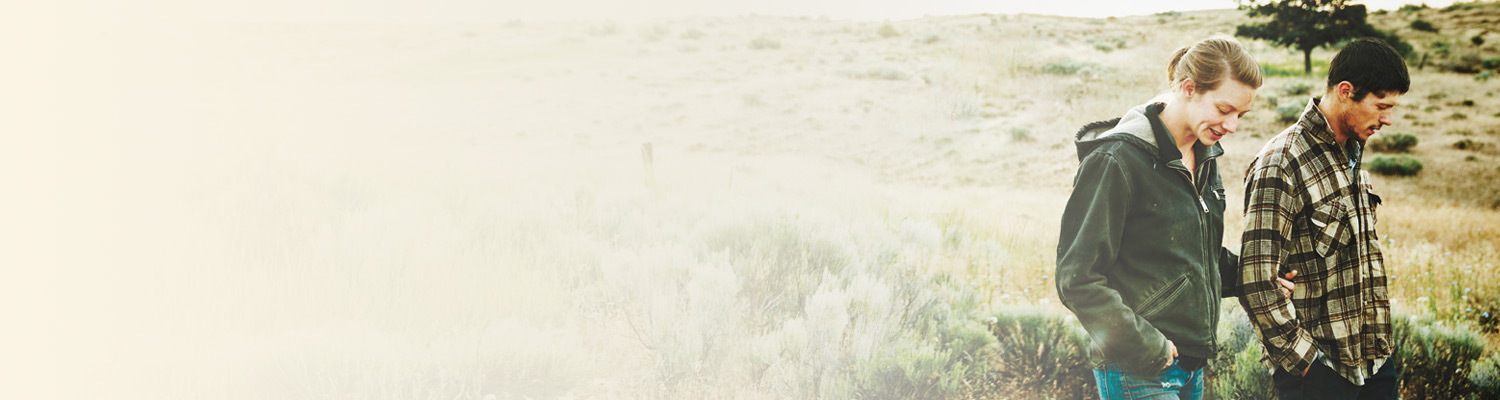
[1167,35,1263,93]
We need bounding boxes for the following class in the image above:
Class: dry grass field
[17,2,1500,399]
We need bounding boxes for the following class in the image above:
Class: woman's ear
[1180,78,1197,98]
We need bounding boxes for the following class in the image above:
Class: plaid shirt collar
[1298,98,1341,147]
[1299,97,1365,171]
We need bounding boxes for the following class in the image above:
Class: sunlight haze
[48,0,1462,22]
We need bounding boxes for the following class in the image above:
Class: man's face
[1343,90,1402,142]
[1185,78,1256,146]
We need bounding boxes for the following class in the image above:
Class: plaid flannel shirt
[1239,98,1392,383]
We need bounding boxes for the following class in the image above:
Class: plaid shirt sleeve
[1240,157,1318,375]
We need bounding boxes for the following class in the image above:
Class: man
[1239,37,1409,400]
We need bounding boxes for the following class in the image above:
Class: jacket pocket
[1136,274,1190,319]
[1310,200,1352,257]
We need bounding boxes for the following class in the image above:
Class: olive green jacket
[1055,101,1242,376]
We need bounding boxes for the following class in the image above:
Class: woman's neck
[1159,98,1199,151]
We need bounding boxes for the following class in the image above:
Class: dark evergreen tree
[1236,0,1409,74]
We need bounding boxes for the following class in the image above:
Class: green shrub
[699,218,850,329]
[1276,101,1304,123]
[1395,314,1491,399]
[1373,29,1417,58]
[839,261,1000,399]
[852,332,969,399]
[1042,59,1104,76]
[1370,132,1419,152]
[1445,53,1486,74]
[749,36,781,50]
[1008,126,1033,142]
[1433,41,1453,56]
[1444,2,1476,12]
[1399,4,1430,13]
[1471,352,1500,400]
[1478,71,1495,82]
[1411,20,1439,32]
[689,215,1004,399]
[877,23,900,38]
[1473,35,1486,46]
[1483,58,1500,70]
[984,307,1095,400]
[1283,81,1315,96]
[858,66,907,80]
[1087,35,1128,53]
[1261,62,1313,77]
[844,272,997,400]
[1454,139,1486,151]
[1205,305,1275,400]
[1368,155,1424,176]
[1450,112,1469,120]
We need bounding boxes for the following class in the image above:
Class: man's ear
[1336,81,1354,101]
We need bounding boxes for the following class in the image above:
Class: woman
[1054,35,1290,400]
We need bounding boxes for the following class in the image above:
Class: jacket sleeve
[1055,152,1171,376]
[1238,159,1317,375]
[1219,247,1241,298]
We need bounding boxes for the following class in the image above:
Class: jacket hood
[1074,99,1166,161]
[1074,97,1224,163]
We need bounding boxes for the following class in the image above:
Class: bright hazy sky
[49,0,1459,23]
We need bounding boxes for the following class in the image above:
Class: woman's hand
[1278,270,1298,297]
[1164,340,1178,371]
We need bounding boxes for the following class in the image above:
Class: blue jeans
[1093,358,1204,400]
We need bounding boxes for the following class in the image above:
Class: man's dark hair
[1327,37,1410,101]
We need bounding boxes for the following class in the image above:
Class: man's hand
[1278,270,1298,297]
[1164,340,1178,371]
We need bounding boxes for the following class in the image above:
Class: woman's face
[1183,78,1256,146]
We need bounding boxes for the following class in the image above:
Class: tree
[1235,0,1400,74]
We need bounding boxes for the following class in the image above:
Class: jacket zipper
[1196,159,1219,352]
[1173,156,1218,350]
[1170,162,1208,214]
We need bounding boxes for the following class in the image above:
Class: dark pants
[1271,358,1398,400]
